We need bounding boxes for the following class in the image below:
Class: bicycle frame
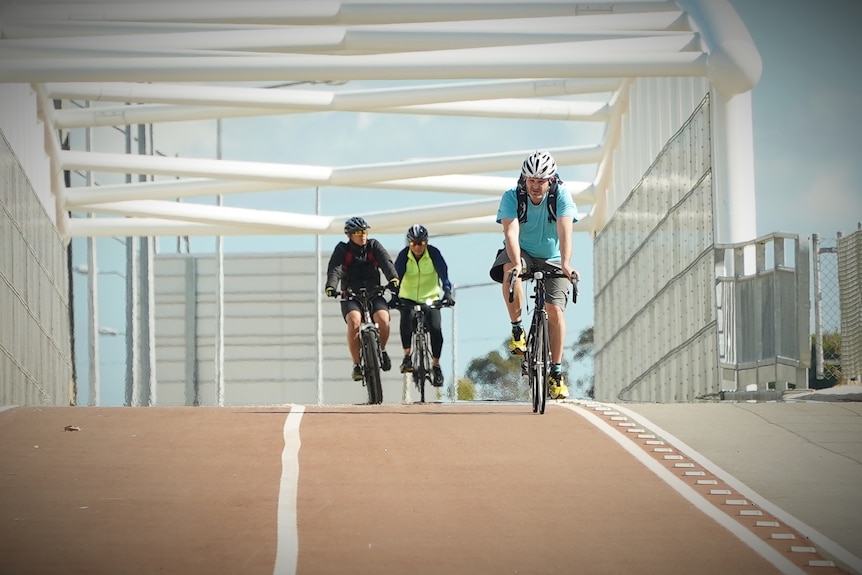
[342,285,388,405]
[403,300,451,403]
[508,266,577,414]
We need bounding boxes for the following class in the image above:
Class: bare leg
[373,309,391,349]
[546,302,565,364]
[345,310,361,363]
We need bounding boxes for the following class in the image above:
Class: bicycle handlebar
[340,284,390,301]
[393,299,454,310]
[507,267,578,304]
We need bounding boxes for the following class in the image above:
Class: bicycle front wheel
[412,332,430,403]
[530,314,549,414]
[360,328,384,404]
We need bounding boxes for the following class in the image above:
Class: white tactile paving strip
[559,400,855,575]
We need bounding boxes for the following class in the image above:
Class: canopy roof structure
[0,0,761,241]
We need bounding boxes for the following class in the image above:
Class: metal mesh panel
[0,132,74,406]
[594,95,719,402]
[838,228,862,382]
[716,234,810,392]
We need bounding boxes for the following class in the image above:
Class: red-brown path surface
[0,402,852,575]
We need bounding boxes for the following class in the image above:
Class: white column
[712,88,757,245]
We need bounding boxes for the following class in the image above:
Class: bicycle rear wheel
[360,328,383,404]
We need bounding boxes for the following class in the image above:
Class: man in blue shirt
[489,151,580,400]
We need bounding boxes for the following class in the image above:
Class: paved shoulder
[619,401,862,572]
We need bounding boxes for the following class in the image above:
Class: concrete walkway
[619,388,862,574]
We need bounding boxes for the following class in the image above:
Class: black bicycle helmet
[521,150,557,179]
[344,216,370,234]
[406,224,428,243]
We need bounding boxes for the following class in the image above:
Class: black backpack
[516,174,562,224]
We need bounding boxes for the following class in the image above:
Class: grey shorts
[489,248,570,310]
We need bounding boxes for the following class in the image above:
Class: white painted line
[273,405,305,575]
[607,402,862,575]
[561,403,808,575]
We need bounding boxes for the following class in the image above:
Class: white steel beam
[64,175,593,207]
[0,49,706,83]
[0,14,690,57]
[59,145,604,188]
[65,212,594,237]
[2,2,679,26]
[52,99,610,129]
[46,78,618,108]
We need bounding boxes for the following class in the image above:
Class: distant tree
[570,326,595,398]
[465,339,529,401]
[456,378,476,401]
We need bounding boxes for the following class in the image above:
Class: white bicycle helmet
[521,150,557,179]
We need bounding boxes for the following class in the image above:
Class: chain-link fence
[812,225,862,387]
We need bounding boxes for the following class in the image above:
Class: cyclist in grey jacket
[324,216,399,381]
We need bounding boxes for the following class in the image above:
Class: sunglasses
[350,230,367,236]
[409,240,427,247]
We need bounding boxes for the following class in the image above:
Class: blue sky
[729,0,862,237]
[74,0,862,405]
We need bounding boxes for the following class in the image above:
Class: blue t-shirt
[495,185,578,260]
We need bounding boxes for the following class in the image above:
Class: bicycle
[397,299,454,403]
[340,285,391,405]
[508,266,578,414]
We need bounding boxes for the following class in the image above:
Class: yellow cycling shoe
[508,330,527,355]
[548,371,569,399]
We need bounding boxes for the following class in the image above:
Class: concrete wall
[152,252,426,406]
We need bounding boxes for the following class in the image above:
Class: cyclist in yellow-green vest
[391,225,455,387]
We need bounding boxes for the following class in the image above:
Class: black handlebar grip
[507,268,518,303]
[572,278,579,303]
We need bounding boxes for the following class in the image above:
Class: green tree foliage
[464,339,529,401]
[456,378,476,401]
[809,332,842,389]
